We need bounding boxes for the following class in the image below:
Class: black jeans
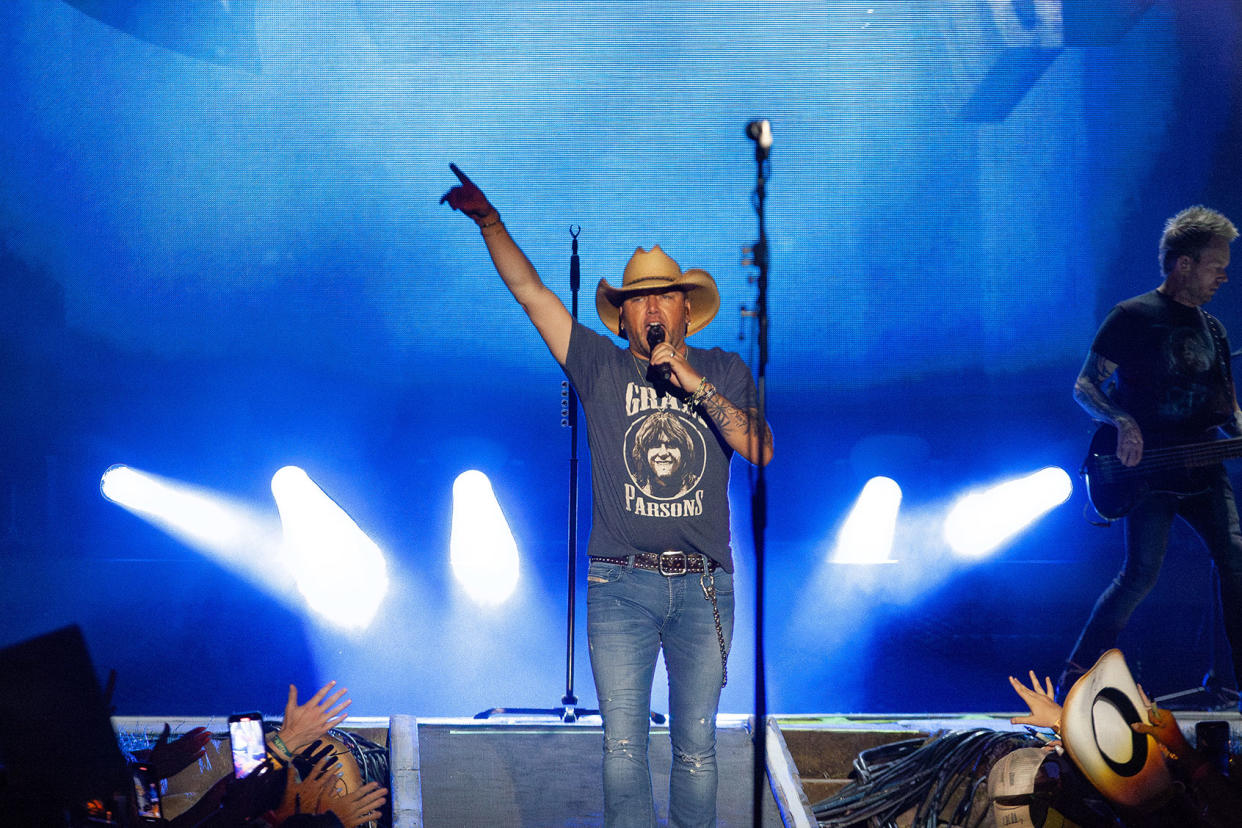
[1067,465,1242,685]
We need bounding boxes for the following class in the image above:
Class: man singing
[442,164,773,827]
[1063,205,1242,704]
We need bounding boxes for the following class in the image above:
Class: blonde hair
[1159,205,1238,274]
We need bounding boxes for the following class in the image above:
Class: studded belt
[589,550,715,575]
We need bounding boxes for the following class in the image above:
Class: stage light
[942,466,1072,559]
[100,464,263,554]
[270,466,389,630]
[831,476,902,564]
[450,470,519,605]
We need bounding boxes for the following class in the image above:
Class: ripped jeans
[586,558,734,828]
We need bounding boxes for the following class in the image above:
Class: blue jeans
[586,558,734,828]
[1068,465,1242,684]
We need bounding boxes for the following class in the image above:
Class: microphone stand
[475,226,598,723]
[559,225,592,723]
[746,125,771,826]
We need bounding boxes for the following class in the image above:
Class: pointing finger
[449,162,473,186]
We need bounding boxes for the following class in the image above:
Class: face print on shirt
[624,409,706,501]
[1165,326,1214,376]
[1157,324,1220,422]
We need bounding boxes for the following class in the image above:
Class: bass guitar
[1081,424,1242,521]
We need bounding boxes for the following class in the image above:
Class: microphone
[646,324,671,382]
[746,119,772,161]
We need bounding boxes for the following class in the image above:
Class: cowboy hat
[1060,648,1171,810]
[595,246,720,337]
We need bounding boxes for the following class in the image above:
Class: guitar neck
[1138,435,1242,470]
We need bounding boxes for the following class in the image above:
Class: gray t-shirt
[563,320,758,572]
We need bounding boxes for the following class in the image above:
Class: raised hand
[325,780,389,828]
[277,681,351,754]
[271,754,338,825]
[144,723,211,780]
[440,163,497,223]
[1129,684,1192,757]
[1008,670,1062,731]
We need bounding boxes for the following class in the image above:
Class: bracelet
[477,213,503,231]
[271,733,294,760]
[688,378,716,408]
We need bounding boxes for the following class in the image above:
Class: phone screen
[228,713,267,778]
[132,765,162,821]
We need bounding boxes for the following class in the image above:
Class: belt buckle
[658,550,687,576]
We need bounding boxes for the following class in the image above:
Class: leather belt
[590,550,715,576]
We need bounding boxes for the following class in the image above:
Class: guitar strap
[1203,311,1235,395]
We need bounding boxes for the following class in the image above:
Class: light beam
[943,466,1073,559]
[450,470,520,605]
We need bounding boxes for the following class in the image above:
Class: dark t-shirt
[1092,289,1234,446]
[563,321,758,573]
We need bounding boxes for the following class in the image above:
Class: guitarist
[1061,205,1242,703]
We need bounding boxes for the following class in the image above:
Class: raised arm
[1073,349,1143,466]
[441,164,572,364]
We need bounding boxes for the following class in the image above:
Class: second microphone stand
[476,226,598,723]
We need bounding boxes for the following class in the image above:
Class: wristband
[271,733,294,759]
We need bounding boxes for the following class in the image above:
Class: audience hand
[324,780,388,828]
[1008,670,1062,731]
[1130,684,1193,759]
[272,753,339,825]
[278,681,351,754]
[144,723,211,780]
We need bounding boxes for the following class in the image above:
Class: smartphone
[228,711,267,778]
[1195,720,1231,775]
[131,762,163,823]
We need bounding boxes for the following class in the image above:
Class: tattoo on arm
[701,395,772,461]
[1073,350,1131,424]
[1082,352,1114,386]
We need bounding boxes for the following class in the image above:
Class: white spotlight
[271,466,389,630]
[450,470,520,605]
[100,464,270,559]
[832,476,902,564]
[943,467,1073,559]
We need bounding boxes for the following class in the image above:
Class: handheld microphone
[646,324,671,382]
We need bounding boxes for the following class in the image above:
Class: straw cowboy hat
[595,246,720,337]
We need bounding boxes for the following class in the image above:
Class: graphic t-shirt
[563,321,758,573]
[1093,290,1235,446]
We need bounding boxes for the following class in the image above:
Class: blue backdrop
[3,0,1241,717]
